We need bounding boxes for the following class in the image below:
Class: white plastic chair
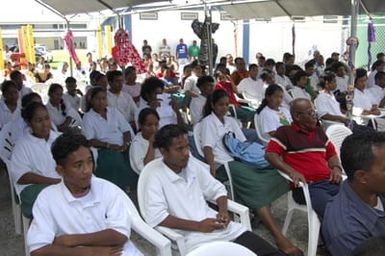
[125,196,172,256]
[278,171,320,256]
[325,124,352,161]
[193,122,235,200]
[137,158,251,256]
[241,91,261,109]
[186,241,257,256]
[253,114,270,144]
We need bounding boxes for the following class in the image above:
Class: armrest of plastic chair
[132,219,172,256]
[227,200,251,231]
[156,226,187,256]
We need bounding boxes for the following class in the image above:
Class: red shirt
[265,123,336,182]
[215,82,240,107]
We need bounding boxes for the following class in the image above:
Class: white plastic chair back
[186,241,256,256]
[325,124,352,160]
[253,114,270,144]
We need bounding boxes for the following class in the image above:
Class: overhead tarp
[223,0,385,20]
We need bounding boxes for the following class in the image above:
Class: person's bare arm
[160,215,225,233]
[143,137,156,166]
[203,146,216,176]
[215,196,230,227]
[321,114,348,124]
[327,155,343,184]
[265,152,306,186]
[17,173,60,185]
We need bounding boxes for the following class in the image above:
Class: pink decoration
[63,31,80,65]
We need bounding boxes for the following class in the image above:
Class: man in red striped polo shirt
[265,98,343,219]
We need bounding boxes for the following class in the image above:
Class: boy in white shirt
[28,132,142,256]
[62,77,82,112]
[189,76,214,125]
[368,71,385,107]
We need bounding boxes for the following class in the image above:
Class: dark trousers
[234,231,285,256]
[292,180,340,220]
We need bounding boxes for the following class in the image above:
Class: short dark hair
[124,66,136,76]
[138,108,159,126]
[51,131,90,166]
[21,102,47,123]
[292,70,308,84]
[318,71,336,89]
[21,92,41,108]
[376,52,385,60]
[355,68,367,84]
[10,70,22,81]
[249,63,258,70]
[1,80,17,94]
[341,132,385,180]
[374,71,385,82]
[196,75,214,89]
[106,70,123,83]
[275,62,284,69]
[304,60,315,70]
[265,58,276,66]
[140,77,164,101]
[352,237,385,256]
[325,58,336,67]
[87,86,105,112]
[65,76,76,84]
[154,124,188,150]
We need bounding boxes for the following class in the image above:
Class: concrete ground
[0,167,329,256]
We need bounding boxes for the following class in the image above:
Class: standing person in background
[142,39,152,60]
[226,54,236,74]
[159,38,171,61]
[175,38,188,69]
[188,40,200,61]
[212,38,218,67]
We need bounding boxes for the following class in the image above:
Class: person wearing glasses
[265,98,343,220]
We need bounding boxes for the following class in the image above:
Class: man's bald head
[290,98,317,129]
[290,98,312,116]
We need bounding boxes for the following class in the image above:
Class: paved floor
[0,167,329,256]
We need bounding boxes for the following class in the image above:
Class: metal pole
[205,5,213,76]
[350,0,359,68]
[66,20,73,77]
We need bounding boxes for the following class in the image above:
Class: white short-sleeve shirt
[237,77,265,103]
[314,91,344,117]
[256,106,292,136]
[0,100,20,130]
[62,92,81,111]
[290,86,311,100]
[143,157,246,252]
[367,84,385,106]
[46,101,82,127]
[275,74,293,90]
[367,70,377,89]
[189,95,207,125]
[336,75,349,92]
[184,75,200,95]
[28,177,142,256]
[10,131,61,195]
[107,90,137,123]
[200,113,246,163]
[129,132,161,174]
[82,107,131,146]
[353,88,375,115]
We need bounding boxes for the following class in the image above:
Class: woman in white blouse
[353,68,380,116]
[10,102,61,218]
[200,89,301,255]
[46,83,82,132]
[129,108,161,174]
[82,86,135,190]
[255,84,292,140]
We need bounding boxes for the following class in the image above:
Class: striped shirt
[265,123,336,182]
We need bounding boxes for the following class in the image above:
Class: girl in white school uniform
[10,102,61,218]
[255,84,292,141]
[0,80,20,130]
[82,86,136,190]
[46,83,82,132]
[199,89,301,256]
[353,68,381,116]
[129,108,161,174]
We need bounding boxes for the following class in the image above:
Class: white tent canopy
[37,0,385,18]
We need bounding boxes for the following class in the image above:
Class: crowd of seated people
[1,47,385,256]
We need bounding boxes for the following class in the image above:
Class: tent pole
[97,0,123,28]
[350,0,359,69]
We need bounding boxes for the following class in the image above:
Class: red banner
[64,31,80,65]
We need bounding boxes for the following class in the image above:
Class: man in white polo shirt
[143,124,283,256]
[28,132,142,256]
[237,64,265,105]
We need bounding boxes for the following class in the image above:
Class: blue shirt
[176,43,188,59]
[322,180,385,256]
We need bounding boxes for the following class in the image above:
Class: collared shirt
[107,90,137,123]
[122,83,142,102]
[315,91,344,117]
[129,132,161,174]
[256,106,292,137]
[231,70,249,86]
[201,113,246,163]
[353,88,375,115]
[290,86,311,100]
[28,177,142,256]
[46,101,82,127]
[336,75,349,92]
[275,74,293,90]
[189,94,207,125]
[82,107,131,146]
[62,92,81,111]
[322,181,385,255]
[184,74,200,95]
[143,157,246,252]
[265,123,336,182]
[237,77,265,104]
[0,100,20,130]
[367,84,385,106]
[10,130,61,195]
